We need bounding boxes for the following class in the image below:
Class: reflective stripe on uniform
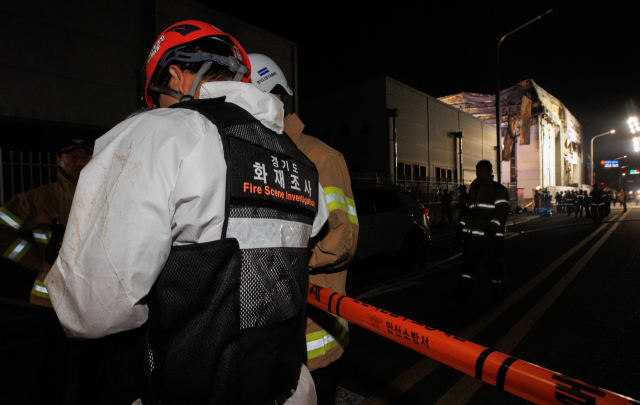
[0,207,23,230]
[3,238,31,262]
[490,219,502,227]
[306,318,348,360]
[469,203,494,209]
[31,280,49,299]
[324,186,358,226]
[494,200,509,205]
[463,228,503,238]
[33,228,52,244]
[226,218,312,249]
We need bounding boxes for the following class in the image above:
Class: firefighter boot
[490,279,506,305]
[450,276,475,304]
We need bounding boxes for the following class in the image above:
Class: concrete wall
[2,0,297,131]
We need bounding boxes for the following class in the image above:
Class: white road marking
[433,210,629,405]
[362,212,623,404]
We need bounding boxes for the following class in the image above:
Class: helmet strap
[148,83,186,105]
[187,61,213,98]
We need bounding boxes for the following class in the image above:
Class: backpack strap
[170,97,256,239]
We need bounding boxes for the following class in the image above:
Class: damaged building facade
[440,79,585,205]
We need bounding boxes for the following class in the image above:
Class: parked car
[352,185,431,271]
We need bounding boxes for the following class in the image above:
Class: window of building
[420,166,427,181]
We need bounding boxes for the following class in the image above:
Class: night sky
[204,2,640,183]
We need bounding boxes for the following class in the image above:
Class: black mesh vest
[140,97,319,405]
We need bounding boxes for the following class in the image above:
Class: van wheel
[401,231,429,272]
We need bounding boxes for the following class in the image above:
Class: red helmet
[143,20,251,108]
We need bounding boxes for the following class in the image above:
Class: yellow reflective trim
[324,187,345,198]
[33,228,51,244]
[306,330,324,343]
[327,200,348,214]
[348,214,359,226]
[3,238,32,262]
[31,280,50,298]
[0,207,23,230]
[305,318,349,359]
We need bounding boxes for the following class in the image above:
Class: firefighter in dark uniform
[564,192,574,216]
[590,183,606,225]
[575,190,585,218]
[453,160,510,304]
[584,189,592,218]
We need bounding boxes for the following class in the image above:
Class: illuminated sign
[630,169,640,175]
[603,160,619,168]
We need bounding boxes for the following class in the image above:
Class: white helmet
[248,54,293,102]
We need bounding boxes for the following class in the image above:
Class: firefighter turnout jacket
[284,113,358,371]
[459,178,510,239]
[0,171,76,307]
[45,82,328,403]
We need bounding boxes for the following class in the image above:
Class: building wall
[300,77,496,181]
[2,0,297,131]
[300,77,389,173]
[386,78,497,183]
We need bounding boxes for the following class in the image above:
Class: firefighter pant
[310,357,344,405]
[459,237,506,285]
[591,205,604,225]
[38,308,106,405]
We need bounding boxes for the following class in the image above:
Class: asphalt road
[1,206,638,404]
[337,205,640,404]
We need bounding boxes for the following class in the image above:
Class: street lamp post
[628,117,640,151]
[496,9,552,184]
[590,129,616,186]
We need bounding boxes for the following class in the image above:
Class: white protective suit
[45,81,326,404]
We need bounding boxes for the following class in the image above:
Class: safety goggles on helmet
[143,20,251,108]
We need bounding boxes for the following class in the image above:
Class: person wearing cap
[0,139,97,402]
[0,139,92,306]
[249,53,358,405]
[45,21,327,405]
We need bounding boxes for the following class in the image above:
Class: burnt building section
[440,79,584,206]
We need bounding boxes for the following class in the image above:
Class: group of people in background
[533,185,637,226]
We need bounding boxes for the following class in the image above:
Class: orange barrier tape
[308,283,639,405]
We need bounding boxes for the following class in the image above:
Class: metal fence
[0,149,59,206]
[349,171,519,214]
